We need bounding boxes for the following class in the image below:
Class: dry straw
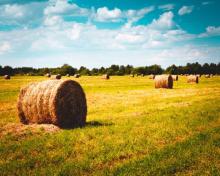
[187,75,199,83]
[172,75,178,81]
[155,75,173,89]
[4,75,10,80]
[102,74,110,79]
[17,79,87,128]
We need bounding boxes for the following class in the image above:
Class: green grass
[0,75,220,175]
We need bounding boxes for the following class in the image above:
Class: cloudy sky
[0,0,219,68]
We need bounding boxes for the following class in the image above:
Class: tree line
[0,62,219,76]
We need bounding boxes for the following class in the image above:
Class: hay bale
[149,74,155,79]
[187,75,199,83]
[66,74,70,77]
[155,75,173,89]
[4,75,10,80]
[102,74,110,80]
[205,74,210,78]
[130,74,134,77]
[74,74,80,78]
[17,80,87,128]
[45,73,51,78]
[52,74,61,79]
[172,75,178,81]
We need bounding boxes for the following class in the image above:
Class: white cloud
[44,0,89,16]
[150,11,174,30]
[158,4,175,11]
[178,6,194,16]
[199,26,220,37]
[44,15,63,26]
[0,42,11,54]
[95,7,122,22]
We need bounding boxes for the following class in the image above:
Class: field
[0,75,220,175]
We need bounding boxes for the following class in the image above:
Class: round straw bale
[74,74,80,78]
[4,75,10,80]
[155,75,173,89]
[149,74,155,79]
[17,80,87,128]
[102,74,110,80]
[172,75,178,81]
[52,74,61,79]
[130,74,134,77]
[66,74,70,77]
[187,75,199,83]
[205,74,210,78]
[45,73,51,78]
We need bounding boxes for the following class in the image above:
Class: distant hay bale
[149,74,155,79]
[74,74,80,78]
[45,73,51,78]
[187,75,199,83]
[205,74,210,78]
[17,80,87,128]
[4,75,10,80]
[66,74,70,77]
[141,74,145,77]
[102,74,110,80]
[172,75,178,81]
[196,74,202,77]
[52,74,61,79]
[130,74,134,77]
[155,75,173,89]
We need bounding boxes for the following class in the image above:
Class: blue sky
[0,0,219,68]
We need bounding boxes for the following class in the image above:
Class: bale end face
[17,80,87,128]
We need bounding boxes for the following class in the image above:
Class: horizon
[0,0,220,68]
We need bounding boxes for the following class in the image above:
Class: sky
[0,0,220,68]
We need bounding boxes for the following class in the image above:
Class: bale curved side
[155,75,173,89]
[17,80,87,128]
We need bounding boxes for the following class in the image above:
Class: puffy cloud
[0,2,46,26]
[44,0,89,16]
[158,4,175,11]
[199,26,220,37]
[178,6,194,16]
[44,15,63,26]
[0,42,11,54]
[95,7,122,22]
[150,11,174,30]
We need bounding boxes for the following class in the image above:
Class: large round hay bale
[17,80,87,128]
[187,75,199,83]
[205,74,210,78]
[52,74,61,79]
[45,73,51,78]
[74,74,80,78]
[4,75,10,80]
[149,74,155,79]
[172,75,178,81]
[155,75,173,89]
[102,74,110,80]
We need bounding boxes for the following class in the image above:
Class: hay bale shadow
[86,121,114,127]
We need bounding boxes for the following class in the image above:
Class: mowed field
[0,76,220,176]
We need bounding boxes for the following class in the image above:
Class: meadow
[0,75,220,175]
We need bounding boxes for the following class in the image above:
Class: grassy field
[0,75,220,176]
